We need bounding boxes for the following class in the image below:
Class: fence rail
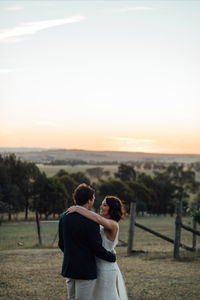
[135,222,194,252]
[181,223,200,236]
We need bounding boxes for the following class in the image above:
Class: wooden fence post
[127,201,136,256]
[174,200,182,259]
[192,202,199,251]
[35,210,42,246]
[192,216,197,251]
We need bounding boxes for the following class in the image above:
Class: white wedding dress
[93,225,128,300]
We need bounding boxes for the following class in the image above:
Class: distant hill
[0,147,45,152]
[0,148,199,164]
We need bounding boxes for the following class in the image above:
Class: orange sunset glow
[1,1,200,155]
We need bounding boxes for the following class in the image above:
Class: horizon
[0,146,200,156]
[1,1,200,154]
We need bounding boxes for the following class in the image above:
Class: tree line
[44,158,200,173]
[0,154,199,221]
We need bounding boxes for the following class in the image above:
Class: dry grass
[1,217,200,299]
[119,249,200,300]
[0,249,66,300]
[0,248,200,300]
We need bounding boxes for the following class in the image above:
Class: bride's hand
[66,205,77,214]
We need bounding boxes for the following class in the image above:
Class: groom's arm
[86,220,116,262]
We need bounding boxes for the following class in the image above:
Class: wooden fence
[127,201,200,259]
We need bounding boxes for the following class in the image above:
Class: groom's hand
[111,249,116,255]
[66,206,77,214]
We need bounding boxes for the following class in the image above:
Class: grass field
[0,216,200,299]
[1,216,199,252]
[37,164,119,178]
[37,164,200,186]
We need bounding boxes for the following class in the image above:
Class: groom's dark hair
[73,183,95,206]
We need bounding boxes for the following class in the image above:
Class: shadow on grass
[172,256,200,263]
[125,249,200,262]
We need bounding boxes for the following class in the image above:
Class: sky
[1,0,200,154]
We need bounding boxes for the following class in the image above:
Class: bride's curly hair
[105,196,125,222]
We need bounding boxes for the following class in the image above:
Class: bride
[67,195,128,300]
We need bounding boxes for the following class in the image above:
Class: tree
[86,167,106,181]
[55,174,77,207]
[98,179,132,211]
[1,154,41,219]
[115,164,151,214]
[32,174,68,219]
[32,172,48,218]
[0,156,24,220]
[115,163,136,182]
[56,169,69,177]
[165,164,197,204]
[152,172,176,215]
[70,172,90,185]
[128,180,152,214]
[46,177,68,217]
[14,160,40,220]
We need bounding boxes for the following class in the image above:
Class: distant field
[37,164,119,177]
[0,216,200,300]
[37,164,200,186]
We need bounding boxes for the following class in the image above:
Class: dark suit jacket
[58,212,116,280]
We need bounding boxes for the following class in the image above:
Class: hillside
[0,148,199,164]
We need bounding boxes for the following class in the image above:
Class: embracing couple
[58,183,128,300]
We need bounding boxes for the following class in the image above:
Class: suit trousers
[66,278,96,300]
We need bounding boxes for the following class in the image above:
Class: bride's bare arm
[67,206,118,231]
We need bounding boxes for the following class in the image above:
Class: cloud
[110,137,155,151]
[0,68,18,73]
[111,137,155,144]
[0,16,85,42]
[34,3,56,8]
[1,37,24,44]
[36,121,61,128]
[115,6,155,13]
[4,5,25,11]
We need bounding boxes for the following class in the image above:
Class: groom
[58,183,116,300]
